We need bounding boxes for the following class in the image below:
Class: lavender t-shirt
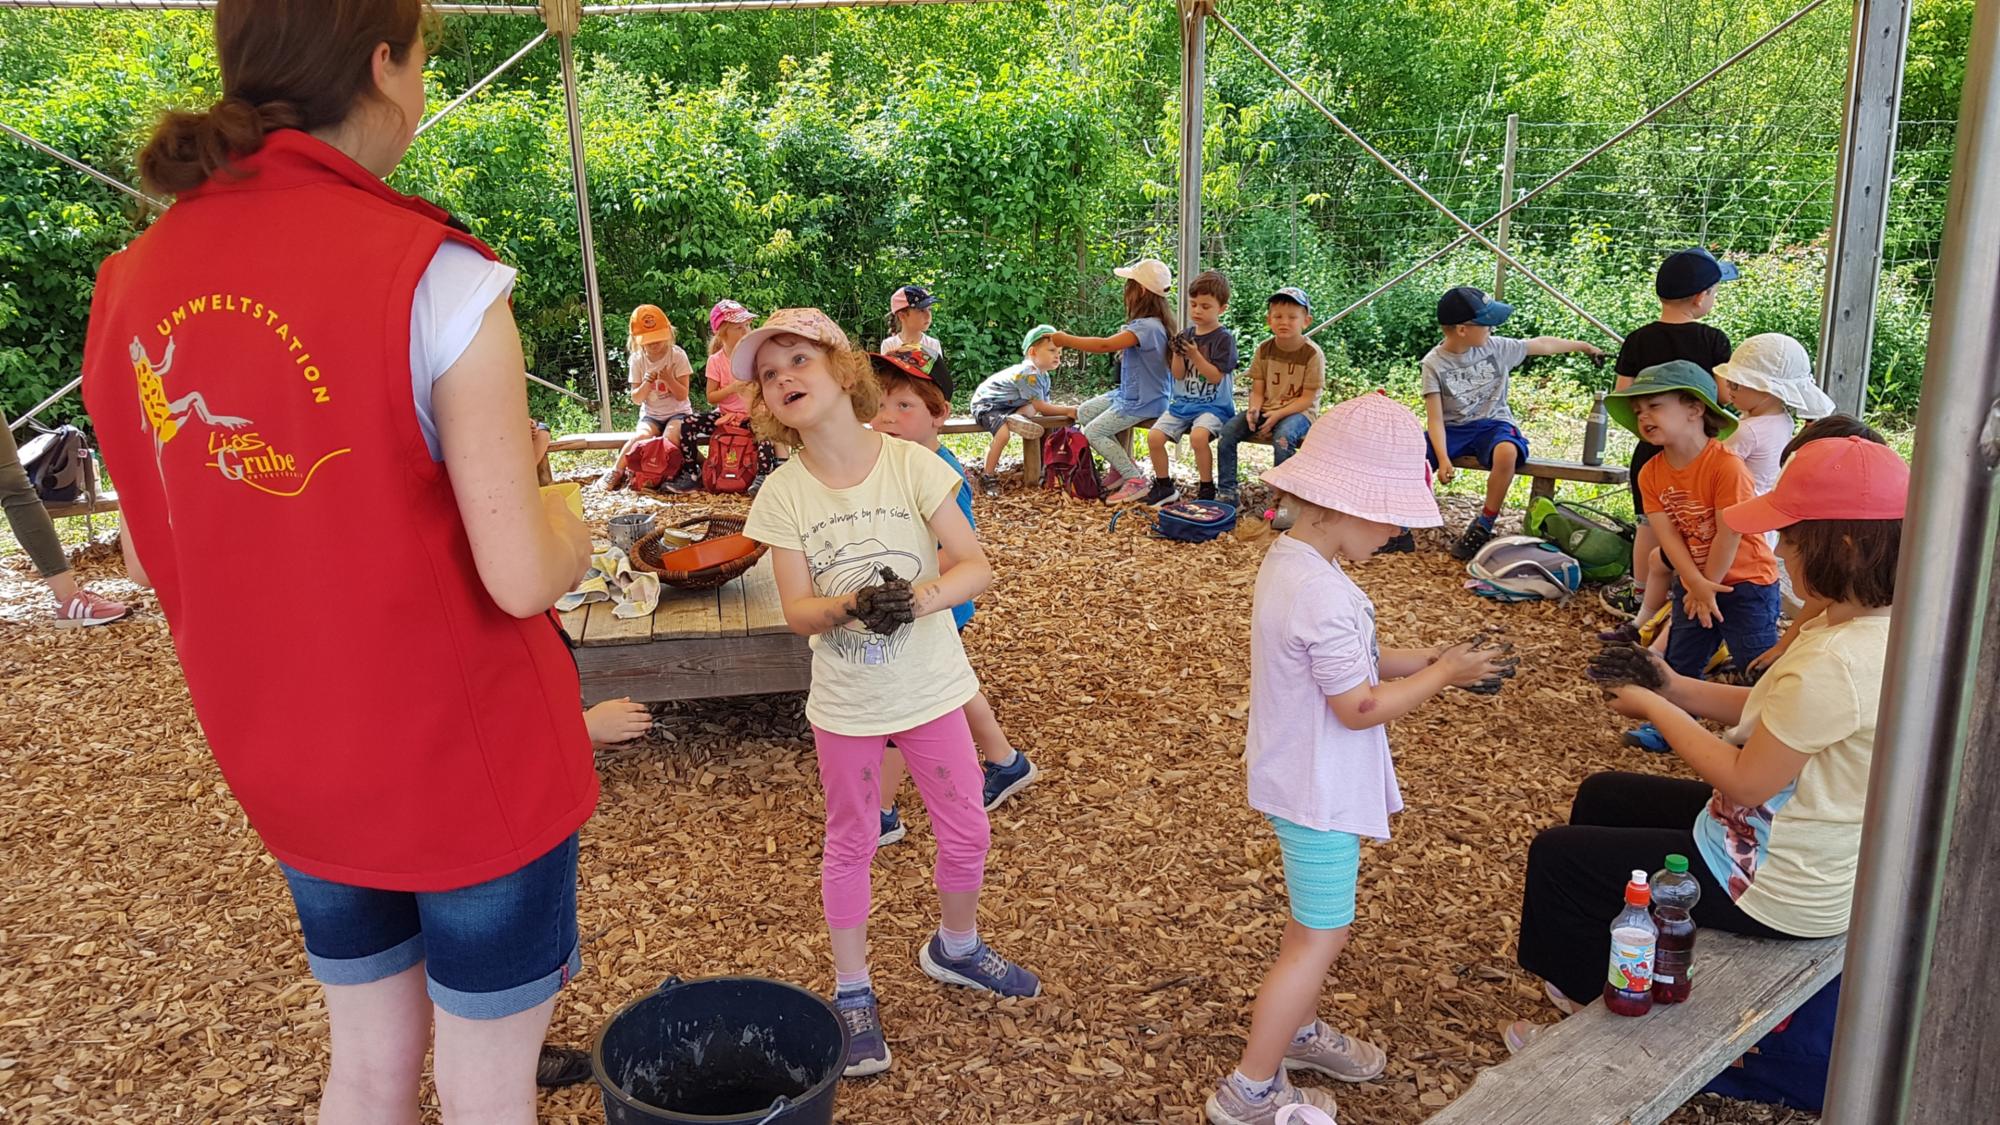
[1245,536,1404,838]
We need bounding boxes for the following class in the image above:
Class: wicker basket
[630,514,768,590]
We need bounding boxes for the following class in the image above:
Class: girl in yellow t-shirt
[737,308,1041,1081]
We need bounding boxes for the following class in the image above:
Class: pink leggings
[814,709,990,929]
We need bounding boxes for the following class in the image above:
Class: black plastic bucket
[592,976,846,1125]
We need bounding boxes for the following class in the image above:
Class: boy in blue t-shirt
[1144,270,1240,506]
[868,353,1039,836]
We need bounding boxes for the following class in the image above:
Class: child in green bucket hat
[1603,360,1781,753]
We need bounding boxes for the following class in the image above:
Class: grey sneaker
[835,988,892,1077]
[918,934,1040,997]
[1284,1020,1387,1082]
[1205,1071,1339,1125]
[1450,519,1496,561]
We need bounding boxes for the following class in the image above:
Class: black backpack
[19,424,89,504]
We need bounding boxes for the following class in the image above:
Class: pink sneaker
[1105,476,1150,505]
[1205,1071,1338,1125]
[55,589,131,629]
[1284,1021,1387,1082]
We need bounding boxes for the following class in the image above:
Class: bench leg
[1529,476,1555,506]
[1025,434,1044,487]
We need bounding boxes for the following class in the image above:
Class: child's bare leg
[1237,920,1350,1081]
[879,747,907,811]
[1639,546,1672,622]
[939,889,979,935]
[1483,441,1519,519]
[663,417,685,448]
[584,698,651,747]
[1192,428,1215,483]
[964,691,1014,765]
[1148,427,1172,480]
[1631,522,1659,607]
[983,433,1007,475]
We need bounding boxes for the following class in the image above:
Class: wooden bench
[43,490,120,520]
[940,413,1095,488]
[560,553,809,705]
[1425,933,1845,1124]
[1451,453,1628,505]
[540,430,636,485]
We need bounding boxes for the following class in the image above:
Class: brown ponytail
[139,0,425,196]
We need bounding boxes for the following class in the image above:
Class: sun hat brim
[1717,359,1839,419]
[732,319,846,384]
[1468,300,1514,327]
[632,326,674,345]
[1720,492,1796,536]
[1260,454,1444,528]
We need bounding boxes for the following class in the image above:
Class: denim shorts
[1153,411,1229,441]
[1267,815,1362,930]
[279,834,581,1019]
[1427,418,1529,470]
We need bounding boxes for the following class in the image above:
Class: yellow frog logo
[130,335,250,452]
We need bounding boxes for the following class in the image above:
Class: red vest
[82,131,596,892]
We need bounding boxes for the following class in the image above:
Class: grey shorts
[1152,412,1228,441]
[974,406,1017,434]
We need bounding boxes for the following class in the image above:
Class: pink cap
[730,308,853,384]
[1723,435,1909,535]
[709,300,754,334]
[1260,391,1442,527]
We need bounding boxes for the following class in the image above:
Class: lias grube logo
[138,293,352,497]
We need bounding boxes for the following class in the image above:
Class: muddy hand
[853,566,915,635]
[1587,642,1668,690]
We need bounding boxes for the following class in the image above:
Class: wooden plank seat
[559,553,809,705]
[1450,453,1629,505]
[43,490,120,520]
[1425,933,1845,1125]
[940,413,1092,487]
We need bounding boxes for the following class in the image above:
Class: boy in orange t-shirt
[1606,360,1780,686]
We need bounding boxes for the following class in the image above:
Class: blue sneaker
[918,933,1041,998]
[981,751,1039,812]
[1623,723,1671,753]
[878,806,906,846]
[834,988,892,1077]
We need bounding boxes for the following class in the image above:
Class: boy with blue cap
[1604,247,1738,623]
[1421,285,1604,560]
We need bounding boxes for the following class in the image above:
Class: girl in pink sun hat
[1207,392,1514,1125]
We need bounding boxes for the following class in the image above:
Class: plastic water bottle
[1582,392,1610,466]
[1603,870,1657,1016]
[1651,854,1702,1004]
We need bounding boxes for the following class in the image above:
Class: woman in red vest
[80,3,597,1121]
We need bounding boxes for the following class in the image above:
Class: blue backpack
[1152,499,1238,542]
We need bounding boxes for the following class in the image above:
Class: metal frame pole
[7,376,83,433]
[555,24,615,429]
[1211,13,1622,342]
[1494,112,1518,299]
[1176,0,1209,323]
[0,122,163,209]
[1823,0,2000,1115]
[1817,0,1913,416]
[415,29,550,138]
[1312,0,1835,332]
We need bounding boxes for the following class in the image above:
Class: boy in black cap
[1422,286,1604,560]
[1605,248,1737,622]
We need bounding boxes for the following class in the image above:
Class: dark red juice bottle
[1603,870,1657,1017]
[1651,854,1701,1004]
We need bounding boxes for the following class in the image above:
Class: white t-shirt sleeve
[1304,583,1374,697]
[409,240,519,460]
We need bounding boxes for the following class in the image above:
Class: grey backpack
[19,424,89,504]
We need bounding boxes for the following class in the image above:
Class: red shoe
[55,589,131,629]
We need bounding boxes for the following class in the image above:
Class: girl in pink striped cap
[1207,391,1514,1125]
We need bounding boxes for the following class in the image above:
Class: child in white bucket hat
[1715,333,1836,495]
[1207,391,1514,1125]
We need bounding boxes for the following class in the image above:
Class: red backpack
[703,421,761,493]
[1040,426,1101,501]
[619,434,682,492]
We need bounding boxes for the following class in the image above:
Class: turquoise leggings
[1267,815,1362,930]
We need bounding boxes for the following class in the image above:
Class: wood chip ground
[0,471,1820,1123]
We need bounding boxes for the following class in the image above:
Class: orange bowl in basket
[656,532,760,574]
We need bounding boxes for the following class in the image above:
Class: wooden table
[560,554,810,704]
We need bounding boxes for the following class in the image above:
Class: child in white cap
[1715,333,1836,495]
[1206,392,1513,1125]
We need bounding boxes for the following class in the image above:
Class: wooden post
[1494,113,1519,299]
[1817,0,1913,416]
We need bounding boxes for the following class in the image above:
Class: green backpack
[1525,497,1634,582]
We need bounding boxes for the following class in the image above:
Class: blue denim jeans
[279,833,581,1019]
[1216,411,1313,492]
[1666,579,1781,680]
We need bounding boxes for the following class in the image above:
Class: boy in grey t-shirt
[1421,286,1603,560]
